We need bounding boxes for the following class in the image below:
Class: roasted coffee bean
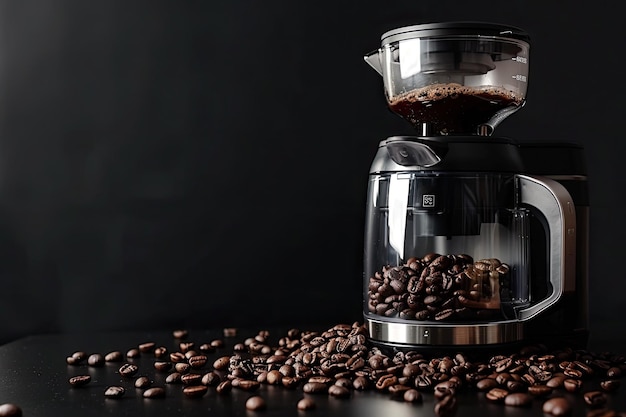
[607,367,622,378]
[143,387,166,398]
[504,392,532,407]
[328,385,350,398]
[154,361,172,372]
[547,375,567,388]
[68,375,91,387]
[181,373,202,385]
[434,393,457,417]
[119,363,139,378]
[87,353,105,367]
[238,380,261,391]
[600,379,620,392]
[104,351,123,362]
[138,342,155,353]
[172,329,188,339]
[303,382,328,394]
[584,391,607,408]
[528,384,553,397]
[188,355,208,369]
[0,403,22,417]
[375,374,397,390]
[165,372,182,384]
[169,352,185,363]
[183,385,208,398]
[174,363,190,374]
[104,386,125,398]
[126,348,140,358]
[154,346,168,358]
[542,397,571,416]
[266,369,283,385]
[506,380,526,393]
[476,378,498,391]
[213,356,231,370]
[216,380,232,394]
[134,376,152,389]
[353,376,370,390]
[485,387,508,402]
[297,397,316,411]
[245,395,266,411]
[201,371,221,386]
[564,378,583,392]
[403,388,423,403]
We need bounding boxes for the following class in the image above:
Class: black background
[0,1,623,344]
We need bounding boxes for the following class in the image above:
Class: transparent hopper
[365,22,530,136]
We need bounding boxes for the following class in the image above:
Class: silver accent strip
[366,317,523,346]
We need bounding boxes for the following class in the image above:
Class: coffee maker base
[366,317,524,347]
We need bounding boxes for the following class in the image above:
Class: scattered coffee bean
[600,379,621,392]
[104,351,123,362]
[0,404,21,417]
[104,386,125,398]
[143,387,165,398]
[118,363,139,378]
[213,356,230,370]
[485,387,508,402]
[134,376,152,389]
[328,384,350,398]
[68,375,91,387]
[223,328,238,337]
[504,392,532,407]
[138,342,155,353]
[172,329,188,339]
[303,382,328,394]
[245,395,266,411]
[165,372,182,384]
[542,397,572,416]
[403,388,423,403]
[183,385,208,398]
[434,393,457,417]
[181,373,202,385]
[87,353,104,367]
[153,361,172,372]
[126,348,140,358]
[584,391,607,408]
[216,380,232,394]
[297,397,316,410]
[564,378,583,392]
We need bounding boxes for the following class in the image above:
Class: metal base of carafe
[366,316,524,347]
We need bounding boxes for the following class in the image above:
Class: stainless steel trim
[366,317,524,346]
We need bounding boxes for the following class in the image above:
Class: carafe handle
[516,174,576,320]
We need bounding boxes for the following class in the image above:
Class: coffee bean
[600,379,620,392]
[245,395,266,411]
[0,404,22,417]
[403,388,423,403]
[297,397,316,411]
[504,392,532,407]
[485,387,508,402]
[202,371,221,387]
[542,397,571,416]
[134,376,152,389]
[68,375,91,387]
[172,329,188,339]
[353,376,370,390]
[213,356,231,370]
[119,363,139,378]
[328,385,350,398]
[104,351,123,362]
[104,386,125,398]
[476,378,498,391]
[564,378,582,393]
[126,348,140,358]
[237,380,261,391]
[584,391,607,408]
[607,367,622,378]
[154,361,172,372]
[143,387,166,398]
[86,353,104,367]
[303,382,328,394]
[216,380,232,394]
[174,363,190,374]
[138,342,155,353]
[183,385,208,398]
[528,384,553,397]
[165,372,182,384]
[434,393,457,417]
[181,373,202,385]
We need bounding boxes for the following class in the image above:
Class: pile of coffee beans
[367,253,511,322]
[56,322,626,416]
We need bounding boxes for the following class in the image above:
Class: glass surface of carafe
[363,137,577,347]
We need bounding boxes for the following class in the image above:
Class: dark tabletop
[0,324,624,417]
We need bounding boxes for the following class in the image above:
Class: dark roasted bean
[245,395,266,411]
[143,387,166,398]
[0,403,22,417]
[584,391,607,408]
[183,385,208,398]
[68,375,91,387]
[542,397,571,416]
[504,392,532,407]
[297,397,316,410]
[104,386,125,398]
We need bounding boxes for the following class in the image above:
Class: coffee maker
[362,22,589,349]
